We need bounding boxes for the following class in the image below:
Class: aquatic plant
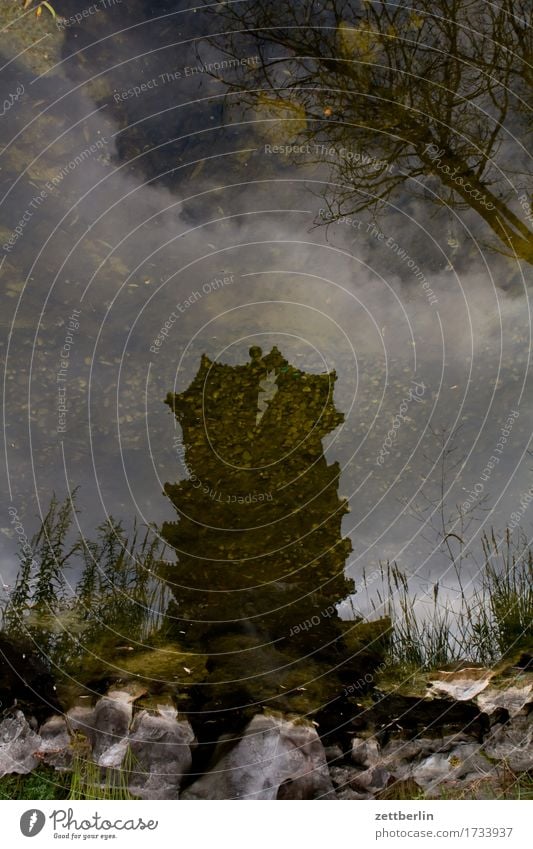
[471,529,533,660]
[68,734,138,801]
[3,493,78,656]
[361,528,533,669]
[1,492,170,690]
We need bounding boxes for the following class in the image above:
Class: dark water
[0,1,532,699]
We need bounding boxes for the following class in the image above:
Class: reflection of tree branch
[416,147,533,260]
[209,0,533,263]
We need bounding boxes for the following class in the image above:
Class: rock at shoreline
[483,715,532,773]
[428,668,494,701]
[0,711,41,777]
[476,683,532,718]
[181,713,335,800]
[92,686,145,764]
[37,715,71,770]
[351,736,381,768]
[404,743,489,793]
[66,705,97,743]
[351,764,391,794]
[0,664,530,800]
[128,707,196,799]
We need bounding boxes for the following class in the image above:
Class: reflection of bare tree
[211,0,533,262]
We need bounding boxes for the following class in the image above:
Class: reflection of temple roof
[165,347,343,471]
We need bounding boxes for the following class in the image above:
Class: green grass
[378,769,533,801]
[433,769,533,800]
[0,730,140,801]
[0,764,70,800]
[68,739,138,801]
[0,742,140,801]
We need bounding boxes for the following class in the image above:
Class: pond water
[0,1,532,711]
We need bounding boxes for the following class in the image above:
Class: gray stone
[428,669,493,701]
[423,732,477,752]
[324,744,344,764]
[181,713,335,800]
[350,765,391,793]
[336,787,373,800]
[66,706,96,743]
[0,711,40,777]
[65,689,145,768]
[476,684,532,718]
[381,738,425,763]
[329,765,362,789]
[329,759,391,797]
[92,691,133,762]
[37,715,71,770]
[381,732,474,770]
[351,736,381,768]
[128,707,196,799]
[482,715,533,773]
[97,738,130,769]
[408,743,489,792]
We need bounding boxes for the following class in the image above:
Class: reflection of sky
[1,1,532,620]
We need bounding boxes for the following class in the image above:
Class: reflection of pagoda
[160,347,384,712]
